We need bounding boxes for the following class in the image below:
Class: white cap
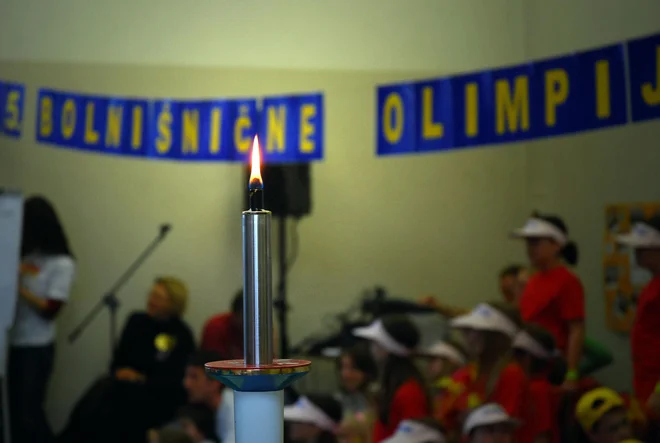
[616,222,660,249]
[463,403,520,436]
[511,217,567,246]
[353,319,411,357]
[512,330,554,360]
[283,396,338,432]
[424,340,466,366]
[381,419,447,443]
[450,303,519,338]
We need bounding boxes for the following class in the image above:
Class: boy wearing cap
[575,387,635,443]
[463,403,518,443]
[616,217,660,429]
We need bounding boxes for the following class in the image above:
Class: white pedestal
[234,390,283,443]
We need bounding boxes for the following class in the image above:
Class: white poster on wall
[0,190,23,376]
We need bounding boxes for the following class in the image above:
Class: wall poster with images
[604,202,660,332]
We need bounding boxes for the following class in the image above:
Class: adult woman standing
[511,213,585,390]
[9,196,76,443]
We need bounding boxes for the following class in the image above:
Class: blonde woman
[111,277,195,442]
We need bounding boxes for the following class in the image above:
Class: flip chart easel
[0,189,23,443]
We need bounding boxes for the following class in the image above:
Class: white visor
[283,396,337,433]
[616,222,660,249]
[353,319,411,357]
[463,403,520,436]
[424,341,466,366]
[381,419,447,443]
[512,330,552,360]
[450,303,518,338]
[511,217,567,246]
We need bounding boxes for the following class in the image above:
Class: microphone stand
[68,224,172,353]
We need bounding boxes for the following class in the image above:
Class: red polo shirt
[435,363,529,438]
[373,379,429,442]
[518,376,559,443]
[519,266,585,351]
[631,276,660,410]
[200,312,243,360]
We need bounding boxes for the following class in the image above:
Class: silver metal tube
[242,210,273,366]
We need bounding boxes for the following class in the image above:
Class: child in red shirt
[513,324,561,443]
[353,315,429,442]
[616,216,660,440]
[511,213,585,390]
[436,301,530,441]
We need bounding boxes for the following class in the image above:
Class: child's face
[589,408,632,443]
[427,357,448,381]
[339,354,367,393]
[179,418,204,443]
[462,329,486,359]
[470,424,514,443]
[290,422,320,441]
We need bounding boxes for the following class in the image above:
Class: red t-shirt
[517,377,559,443]
[631,276,660,409]
[200,312,243,360]
[519,266,585,351]
[373,379,429,442]
[435,363,529,437]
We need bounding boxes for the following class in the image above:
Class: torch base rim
[205,358,311,377]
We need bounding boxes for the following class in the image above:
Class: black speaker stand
[275,216,290,359]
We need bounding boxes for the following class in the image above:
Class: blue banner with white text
[35,90,324,163]
[376,32,660,156]
[0,81,26,139]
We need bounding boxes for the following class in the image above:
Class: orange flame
[249,135,262,187]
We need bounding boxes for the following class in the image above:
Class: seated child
[381,418,447,443]
[575,387,634,443]
[463,403,519,443]
[335,343,377,443]
[284,394,343,443]
[176,403,218,443]
[512,324,560,443]
[435,301,528,440]
[422,338,467,395]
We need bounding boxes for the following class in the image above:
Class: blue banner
[0,81,26,138]
[376,32,660,156]
[34,90,324,163]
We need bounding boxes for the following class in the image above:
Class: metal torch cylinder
[242,210,274,366]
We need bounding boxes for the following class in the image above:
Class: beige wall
[1,0,660,433]
[0,62,528,429]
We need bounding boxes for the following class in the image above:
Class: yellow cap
[575,387,624,431]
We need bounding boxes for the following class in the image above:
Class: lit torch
[206,136,311,443]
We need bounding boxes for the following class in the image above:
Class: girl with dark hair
[353,315,429,442]
[511,212,586,390]
[284,394,343,443]
[437,301,530,441]
[9,196,76,443]
[335,343,378,442]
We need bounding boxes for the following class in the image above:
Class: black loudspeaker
[244,164,311,218]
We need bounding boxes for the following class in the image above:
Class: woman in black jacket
[58,277,195,443]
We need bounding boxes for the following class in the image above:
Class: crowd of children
[279,213,660,443]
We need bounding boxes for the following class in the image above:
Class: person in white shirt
[9,196,76,443]
[183,350,235,443]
